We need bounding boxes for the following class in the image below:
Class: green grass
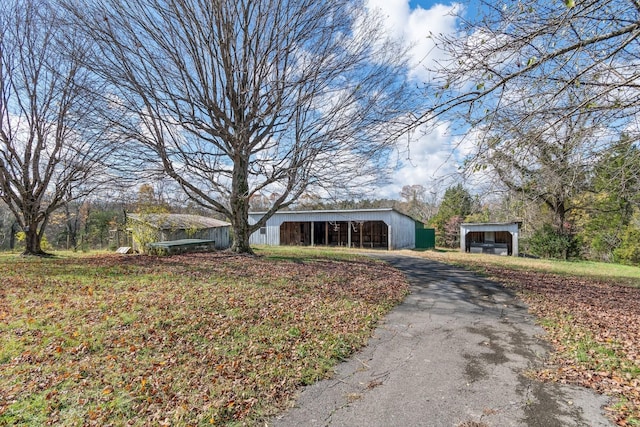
[0,249,408,426]
[406,248,640,286]
[254,245,373,262]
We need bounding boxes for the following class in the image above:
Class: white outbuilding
[248,208,418,250]
[460,222,521,256]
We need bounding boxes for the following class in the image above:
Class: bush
[613,226,640,265]
[146,245,168,256]
[443,215,463,248]
[528,224,580,260]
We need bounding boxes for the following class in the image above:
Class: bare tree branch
[64,0,418,253]
[0,0,119,255]
[419,0,640,138]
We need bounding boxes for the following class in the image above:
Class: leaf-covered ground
[0,251,408,426]
[481,267,640,426]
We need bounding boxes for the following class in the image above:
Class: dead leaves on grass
[0,251,408,425]
[484,267,640,425]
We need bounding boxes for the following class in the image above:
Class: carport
[460,222,521,256]
[249,208,417,250]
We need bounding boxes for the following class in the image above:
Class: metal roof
[249,208,418,221]
[128,213,230,230]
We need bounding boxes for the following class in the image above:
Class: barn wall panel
[249,209,417,250]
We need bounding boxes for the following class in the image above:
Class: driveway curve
[270,253,613,427]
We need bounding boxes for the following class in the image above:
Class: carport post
[325,221,328,245]
[311,221,314,247]
[388,225,392,250]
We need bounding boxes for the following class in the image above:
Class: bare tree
[399,184,434,222]
[468,87,608,235]
[0,0,116,255]
[64,0,417,253]
[421,0,640,135]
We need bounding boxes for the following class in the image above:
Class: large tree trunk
[230,212,253,254]
[229,156,254,254]
[23,223,46,256]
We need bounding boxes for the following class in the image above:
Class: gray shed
[248,208,417,250]
[128,213,231,251]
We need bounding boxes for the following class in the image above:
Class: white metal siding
[248,215,280,245]
[209,226,231,249]
[389,213,416,249]
[249,209,416,250]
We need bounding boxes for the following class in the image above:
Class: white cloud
[376,121,464,199]
[359,1,465,199]
[364,0,410,39]
[365,0,461,81]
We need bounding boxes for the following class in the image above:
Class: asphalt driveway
[270,253,613,427]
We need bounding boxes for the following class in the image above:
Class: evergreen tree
[431,184,473,247]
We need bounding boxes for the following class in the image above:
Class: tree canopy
[423,0,640,136]
[0,0,116,255]
[430,183,474,247]
[64,0,418,253]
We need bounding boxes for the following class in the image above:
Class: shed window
[260,227,267,235]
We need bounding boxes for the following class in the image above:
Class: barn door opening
[279,220,389,248]
[279,222,311,246]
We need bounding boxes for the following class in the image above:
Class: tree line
[7,170,638,267]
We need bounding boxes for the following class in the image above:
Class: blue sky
[364,0,471,199]
[410,0,444,8]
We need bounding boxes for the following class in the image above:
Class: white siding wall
[249,209,416,250]
[389,212,416,249]
[248,218,280,246]
[208,226,231,249]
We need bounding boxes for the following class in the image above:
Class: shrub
[613,226,640,265]
[15,231,49,251]
[528,224,580,260]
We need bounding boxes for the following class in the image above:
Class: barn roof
[128,213,230,230]
[249,208,418,221]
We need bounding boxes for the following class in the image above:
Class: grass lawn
[411,249,640,426]
[0,247,408,426]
